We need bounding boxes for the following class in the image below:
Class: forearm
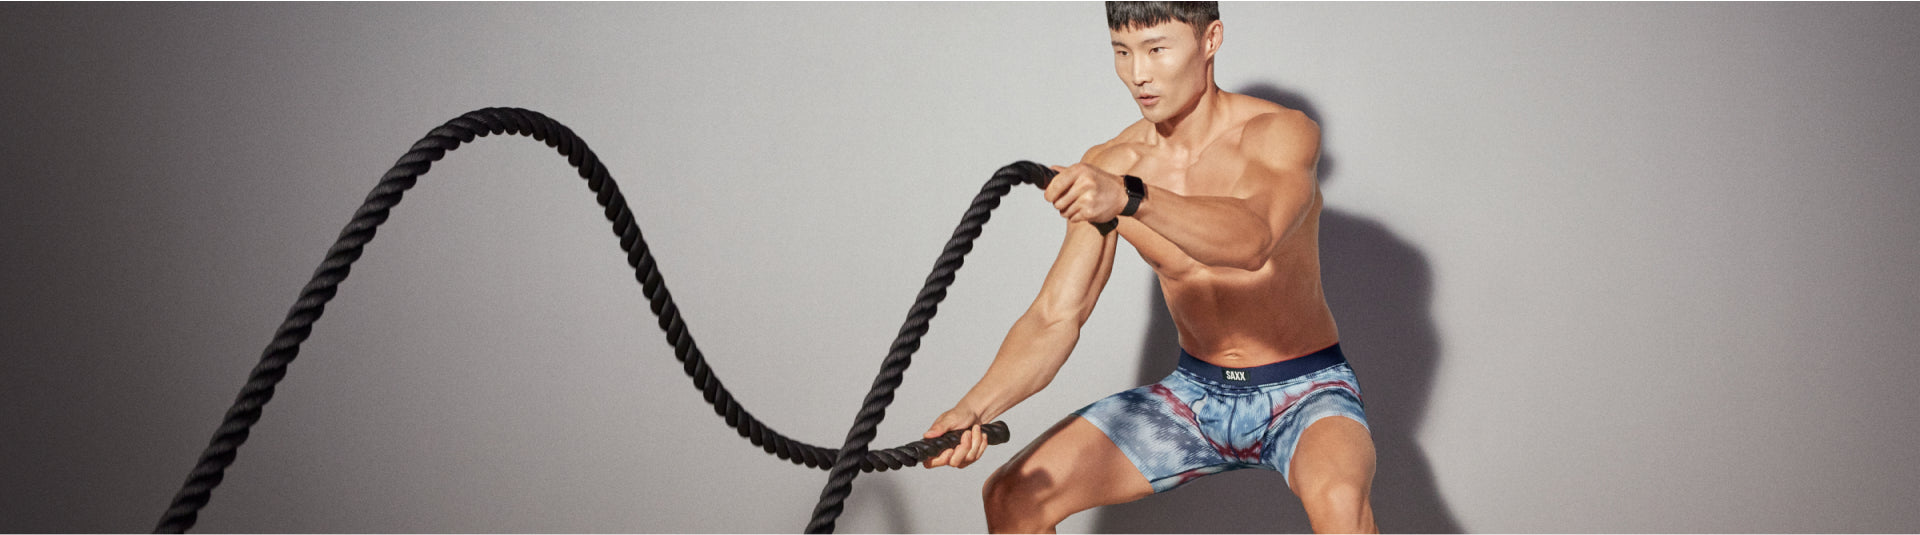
[953,312,1082,421]
[1132,185,1274,271]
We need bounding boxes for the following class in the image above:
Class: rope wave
[155,107,1052,533]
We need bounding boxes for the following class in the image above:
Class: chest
[1120,139,1248,198]
[1101,136,1253,276]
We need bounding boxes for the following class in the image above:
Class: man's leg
[982,415,1154,533]
[1287,416,1378,534]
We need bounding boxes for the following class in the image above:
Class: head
[1106,1,1222,124]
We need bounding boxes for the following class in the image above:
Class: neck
[1151,78,1225,154]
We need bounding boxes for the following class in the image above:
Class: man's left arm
[1052,113,1320,272]
[1049,113,1319,271]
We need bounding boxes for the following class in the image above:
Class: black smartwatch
[1120,174,1146,217]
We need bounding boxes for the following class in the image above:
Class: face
[1110,20,1219,124]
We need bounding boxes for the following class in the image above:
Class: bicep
[1233,115,1321,241]
[1233,162,1316,243]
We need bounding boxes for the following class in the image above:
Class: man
[919,2,1377,533]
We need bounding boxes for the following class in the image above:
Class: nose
[1128,56,1152,87]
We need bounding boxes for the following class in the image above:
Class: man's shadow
[1090,84,1460,533]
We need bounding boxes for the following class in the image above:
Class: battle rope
[155,107,1059,533]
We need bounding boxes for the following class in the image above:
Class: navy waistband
[1178,343,1346,386]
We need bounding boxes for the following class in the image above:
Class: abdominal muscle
[1121,191,1340,369]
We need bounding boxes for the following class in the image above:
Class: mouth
[1137,94,1160,106]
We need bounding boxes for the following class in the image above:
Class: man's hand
[1045,164,1129,224]
[922,407,991,469]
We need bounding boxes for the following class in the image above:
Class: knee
[981,466,1056,532]
[980,467,1031,519]
[1300,480,1374,532]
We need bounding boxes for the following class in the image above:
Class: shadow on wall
[1089,83,1459,533]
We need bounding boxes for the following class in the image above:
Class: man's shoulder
[1234,99,1320,170]
[1237,103,1318,150]
[1079,120,1155,168]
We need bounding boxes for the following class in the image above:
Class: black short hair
[1105,1,1219,35]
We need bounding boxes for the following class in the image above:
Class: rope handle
[899,421,1011,461]
[1025,165,1118,235]
[831,421,1013,473]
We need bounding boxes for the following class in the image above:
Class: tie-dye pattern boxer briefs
[1072,343,1367,492]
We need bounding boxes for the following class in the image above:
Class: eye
[1151,47,1168,54]
[1115,50,1129,57]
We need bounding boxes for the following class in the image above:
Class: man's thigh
[988,415,1155,520]
[1286,415,1376,496]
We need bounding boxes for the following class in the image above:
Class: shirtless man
[919,2,1377,533]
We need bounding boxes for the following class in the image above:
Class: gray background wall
[4,2,1918,533]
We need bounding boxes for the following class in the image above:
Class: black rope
[154,107,1049,533]
[803,160,1059,533]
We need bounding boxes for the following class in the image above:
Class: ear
[1203,20,1224,59]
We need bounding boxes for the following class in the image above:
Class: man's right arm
[922,158,1121,469]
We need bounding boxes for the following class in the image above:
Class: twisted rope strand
[804,162,1052,533]
[156,107,1038,533]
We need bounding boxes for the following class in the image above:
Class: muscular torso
[1091,94,1339,368]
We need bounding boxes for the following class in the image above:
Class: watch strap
[1120,175,1145,217]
